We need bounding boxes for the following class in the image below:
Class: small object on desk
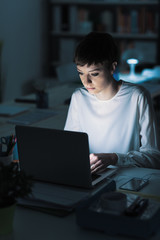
[119,177,149,191]
[0,137,8,154]
[7,135,17,156]
[0,135,17,157]
[15,98,36,104]
[36,90,48,109]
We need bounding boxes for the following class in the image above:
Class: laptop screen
[16,126,93,189]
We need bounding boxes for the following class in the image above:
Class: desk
[2,167,160,240]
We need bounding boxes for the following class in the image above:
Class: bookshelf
[48,0,160,76]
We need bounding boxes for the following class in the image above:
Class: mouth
[86,87,95,91]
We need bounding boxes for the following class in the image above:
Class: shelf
[51,31,158,40]
[112,33,158,40]
[48,0,160,76]
[50,0,158,6]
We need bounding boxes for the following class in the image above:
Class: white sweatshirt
[64,80,160,169]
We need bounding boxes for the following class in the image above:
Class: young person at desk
[64,32,160,173]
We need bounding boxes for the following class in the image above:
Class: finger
[90,154,98,165]
[91,164,104,174]
[91,168,99,174]
[91,160,102,172]
[91,162,98,171]
[94,159,102,167]
[92,159,108,173]
[91,163,95,170]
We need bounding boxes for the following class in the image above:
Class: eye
[78,71,83,76]
[91,72,99,77]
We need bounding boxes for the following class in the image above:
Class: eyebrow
[89,68,101,72]
[77,68,101,72]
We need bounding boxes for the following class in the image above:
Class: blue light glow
[126,58,139,79]
[127,58,139,65]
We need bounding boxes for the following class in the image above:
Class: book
[52,6,61,32]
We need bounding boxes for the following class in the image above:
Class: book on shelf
[146,9,158,34]
[117,6,158,35]
[61,5,70,31]
[52,6,61,32]
[52,5,70,32]
[117,7,131,33]
[100,10,113,32]
[77,7,93,34]
[138,7,146,34]
[69,6,78,32]
[59,38,76,63]
[131,10,139,34]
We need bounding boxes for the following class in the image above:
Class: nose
[83,75,92,84]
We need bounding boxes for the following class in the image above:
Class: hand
[90,153,118,174]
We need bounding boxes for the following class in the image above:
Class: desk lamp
[127,58,139,79]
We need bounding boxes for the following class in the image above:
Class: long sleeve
[64,92,81,132]
[64,83,160,169]
[116,89,160,169]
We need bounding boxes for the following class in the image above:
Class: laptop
[15,125,117,189]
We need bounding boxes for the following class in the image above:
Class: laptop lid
[16,125,94,189]
[16,126,117,189]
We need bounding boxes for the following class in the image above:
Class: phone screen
[119,178,149,191]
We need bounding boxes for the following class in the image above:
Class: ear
[111,62,117,75]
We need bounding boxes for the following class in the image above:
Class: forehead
[77,63,105,72]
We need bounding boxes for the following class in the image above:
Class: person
[64,32,160,173]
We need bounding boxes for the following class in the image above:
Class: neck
[96,79,121,101]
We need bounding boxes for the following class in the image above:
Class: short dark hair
[74,32,119,68]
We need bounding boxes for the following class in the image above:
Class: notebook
[15,125,117,189]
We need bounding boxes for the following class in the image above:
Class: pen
[7,135,17,156]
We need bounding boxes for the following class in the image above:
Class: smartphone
[119,177,149,191]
